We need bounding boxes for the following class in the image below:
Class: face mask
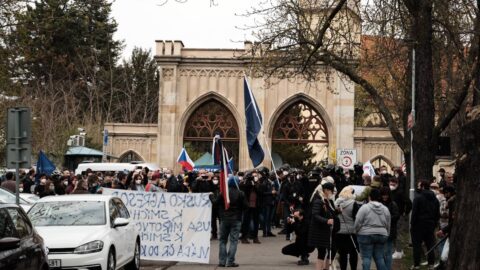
[134,180,141,185]
[380,170,387,175]
[92,183,98,187]
[394,173,399,178]
[213,180,219,185]
[41,179,46,184]
[49,186,55,191]
[166,174,172,178]
[296,175,301,180]
[254,177,259,182]
[238,177,243,181]
[64,181,68,186]
[328,194,335,200]
[19,188,24,192]
[183,182,189,186]
[283,171,289,176]
[345,174,350,178]
[389,185,398,191]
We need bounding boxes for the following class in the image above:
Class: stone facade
[104,41,406,172]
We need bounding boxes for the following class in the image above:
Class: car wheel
[125,240,140,270]
[107,248,116,270]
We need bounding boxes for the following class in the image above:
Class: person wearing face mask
[66,177,77,194]
[380,187,399,270]
[130,174,145,191]
[279,169,295,238]
[239,171,262,244]
[38,179,56,198]
[258,171,276,237]
[389,177,412,260]
[281,209,315,265]
[192,170,213,193]
[87,175,101,194]
[72,179,89,194]
[378,166,392,187]
[308,182,340,270]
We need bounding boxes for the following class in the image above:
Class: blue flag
[244,77,265,167]
[35,151,56,184]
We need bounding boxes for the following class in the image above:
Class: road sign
[336,149,357,170]
[6,107,32,205]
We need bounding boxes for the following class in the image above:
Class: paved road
[140,228,316,270]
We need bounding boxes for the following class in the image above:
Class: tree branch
[319,51,406,150]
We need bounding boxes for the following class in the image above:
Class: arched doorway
[370,155,394,173]
[119,150,143,163]
[183,100,239,170]
[272,101,329,171]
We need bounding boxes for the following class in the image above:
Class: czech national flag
[213,135,230,210]
[177,148,195,171]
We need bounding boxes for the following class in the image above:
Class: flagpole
[244,74,281,181]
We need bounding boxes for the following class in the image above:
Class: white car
[0,187,35,212]
[28,195,140,270]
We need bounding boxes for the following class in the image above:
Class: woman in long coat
[308,182,340,270]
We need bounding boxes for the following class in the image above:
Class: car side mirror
[113,217,129,228]
[0,237,21,251]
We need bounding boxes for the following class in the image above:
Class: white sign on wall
[336,149,357,170]
[103,189,212,263]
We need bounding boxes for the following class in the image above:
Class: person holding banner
[217,176,249,268]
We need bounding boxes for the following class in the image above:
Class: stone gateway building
[104,40,405,172]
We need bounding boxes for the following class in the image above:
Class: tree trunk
[447,107,480,270]
[410,1,437,181]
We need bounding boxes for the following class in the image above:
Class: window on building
[119,151,143,163]
[183,100,239,170]
[272,101,329,171]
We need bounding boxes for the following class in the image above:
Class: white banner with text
[103,189,212,263]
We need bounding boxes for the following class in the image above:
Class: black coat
[308,194,339,248]
[383,200,400,240]
[258,179,275,207]
[218,187,249,221]
[411,189,440,230]
[287,217,310,247]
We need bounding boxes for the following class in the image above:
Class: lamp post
[409,47,416,202]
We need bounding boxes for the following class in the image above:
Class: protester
[410,179,440,270]
[258,170,276,237]
[355,188,390,270]
[334,186,359,270]
[0,172,16,193]
[356,174,382,202]
[380,187,400,270]
[217,176,249,268]
[389,176,411,259]
[211,175,220,240]
[308,182,339,270]
[130,173,145,191]
[34,175,48,197]
[239,171,261,244]
[72,179,89,194]
[281,208,314,265]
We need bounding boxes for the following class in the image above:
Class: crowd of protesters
[0,163,456,270]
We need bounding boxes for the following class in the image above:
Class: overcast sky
[111,0,258,59]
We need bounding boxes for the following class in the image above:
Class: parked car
[0,187,36,212]
[0,203,49,270]
[74,162,160,176]
[28,195,140,270]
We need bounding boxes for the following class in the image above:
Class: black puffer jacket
[308,194,339,248]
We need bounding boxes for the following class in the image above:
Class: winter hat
[322,182,335,192]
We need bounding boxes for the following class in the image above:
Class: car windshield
[0,188,30,205]
[28,201,106,226]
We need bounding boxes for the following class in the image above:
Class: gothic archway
[370,155,394,173]
[272,101,329,171]
[183,100,239,170]
[118,150,144,163]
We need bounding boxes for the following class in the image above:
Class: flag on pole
[244,76,265,167]
[363,161,376,176]
[213,135,230,209]
[177,148,195,171]
[35,151,56,184]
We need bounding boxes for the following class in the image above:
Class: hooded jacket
[354,201,391,237]
[335,197,356,234]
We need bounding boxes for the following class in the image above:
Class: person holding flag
[214,135,249,267]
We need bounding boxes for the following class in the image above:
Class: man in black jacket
[281,208,315,265]
[218,176,249,268]
[410,179,440,269]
